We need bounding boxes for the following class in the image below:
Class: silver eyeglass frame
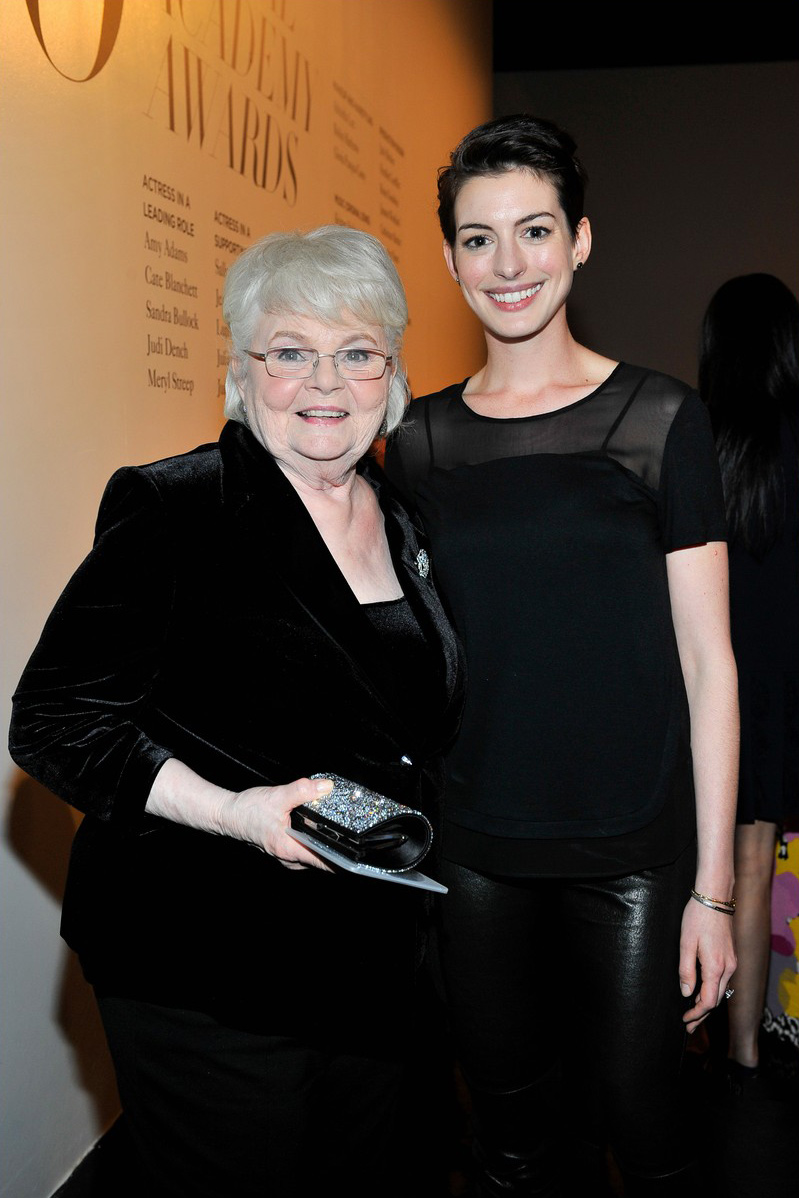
[244,348,392,381]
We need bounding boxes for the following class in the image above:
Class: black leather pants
[438,844,699,1196]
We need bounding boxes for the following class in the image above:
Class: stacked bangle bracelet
[690,888,736,916]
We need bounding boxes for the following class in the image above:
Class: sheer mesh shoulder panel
[397,365,694,496]
[384,390,443,506]
[602,368,693,491]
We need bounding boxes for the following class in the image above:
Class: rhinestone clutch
[289,773,433,873]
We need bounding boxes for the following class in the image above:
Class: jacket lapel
[218,423,460,738]
[369,462,461,714]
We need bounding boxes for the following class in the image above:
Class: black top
[385,364,728,876]
[362,597,443,741]
[730,412,799,825]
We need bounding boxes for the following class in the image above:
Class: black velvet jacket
[10,422,463,1026]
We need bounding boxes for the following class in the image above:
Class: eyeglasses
[245,347,392,381]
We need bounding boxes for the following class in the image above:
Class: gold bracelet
[691,888,735,910]
[690,890,735,915]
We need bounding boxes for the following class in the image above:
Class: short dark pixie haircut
[437,114,588,246]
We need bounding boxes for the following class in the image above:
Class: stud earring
[574,261,583,271]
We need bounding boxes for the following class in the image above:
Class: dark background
[490,4,799,385]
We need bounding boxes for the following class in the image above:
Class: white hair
[223,226,409,435]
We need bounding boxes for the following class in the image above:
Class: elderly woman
[9,226,462,1198]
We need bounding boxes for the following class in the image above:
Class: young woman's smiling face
[444,168,591,345]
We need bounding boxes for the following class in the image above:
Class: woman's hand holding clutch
[221,777,335,870]
[146,759,334,871]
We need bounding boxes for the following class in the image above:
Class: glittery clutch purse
[290,773,433,873]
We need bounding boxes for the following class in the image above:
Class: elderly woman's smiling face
[237,311,393,486]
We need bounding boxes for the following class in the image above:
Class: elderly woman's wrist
[215,787,281,851]
[213,788,250,841]
[146,760,241,839]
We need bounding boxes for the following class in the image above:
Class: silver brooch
[416,549,430,578]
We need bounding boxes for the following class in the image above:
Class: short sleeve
[658,392,727,551]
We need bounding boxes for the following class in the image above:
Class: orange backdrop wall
[0,4,491,1195]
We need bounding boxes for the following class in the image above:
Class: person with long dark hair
[386,115,739,1195]
[700,273,799,1087]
